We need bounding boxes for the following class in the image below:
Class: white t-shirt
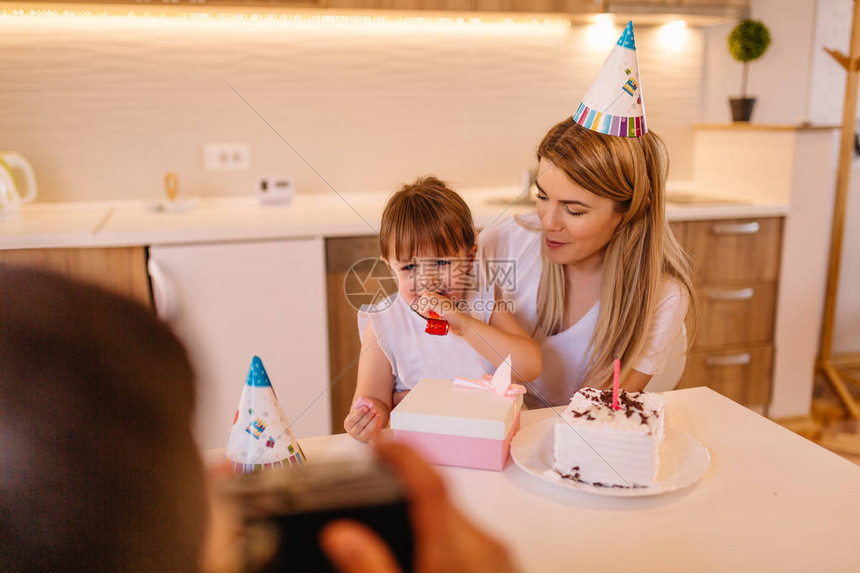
[358,286,496,393]
[478,213,689,408]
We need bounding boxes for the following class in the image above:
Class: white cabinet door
[148,238,331,449]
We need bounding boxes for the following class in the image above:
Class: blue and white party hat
[573,21,647,138]
[225,356,306,473]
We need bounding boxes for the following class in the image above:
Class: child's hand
[411,290,454,317]
[412,290,468,334]
[344,396,388,443]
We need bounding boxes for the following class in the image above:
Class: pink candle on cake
[612,358,621,410]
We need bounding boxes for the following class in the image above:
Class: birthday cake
[552,387,665,488]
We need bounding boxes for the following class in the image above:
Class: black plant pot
[729,97,757,122]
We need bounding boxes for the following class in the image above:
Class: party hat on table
[573,21,647,137]
[225,356,306,473]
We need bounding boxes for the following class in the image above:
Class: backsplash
[0,14,703,202]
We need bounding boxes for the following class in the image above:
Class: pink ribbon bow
[454,375,526,398]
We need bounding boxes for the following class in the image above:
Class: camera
[228,457,413,573]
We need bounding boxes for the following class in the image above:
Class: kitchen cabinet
[605,0,749,9]
[676,216,784,411]
[324,0,602,12]
[326,0,746,13]
[148,238,331,449]
[17,0,323,6]
[470,0,602,12]
[326,0,471,9]
[684,218,782,284]
[680,0,747,6]
[681,345,772,407]
[325,235,383,433]
[0,247,150,307]
[695,282,776,347]
[8,0,747,15]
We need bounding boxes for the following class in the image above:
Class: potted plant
[727,19,771,122]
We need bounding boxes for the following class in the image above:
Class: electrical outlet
[203,143,252,171]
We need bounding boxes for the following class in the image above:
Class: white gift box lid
[390,378,522,440]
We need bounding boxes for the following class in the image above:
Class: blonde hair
[379,176,476,261]
[535,118,697,388]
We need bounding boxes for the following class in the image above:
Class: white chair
[644,326,688,392]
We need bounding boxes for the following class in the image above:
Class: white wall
[808,0,860,355]
[808,0,853,125]
[701,0,816,124]
[0,14,703,203]
[835,168,860,353]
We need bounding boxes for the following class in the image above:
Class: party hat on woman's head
[573,21,647,138]
[225,356,306,474]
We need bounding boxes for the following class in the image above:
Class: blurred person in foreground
[0,267,516,573]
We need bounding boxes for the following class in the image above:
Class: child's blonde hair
[380,176,476,261]
[535,118,697,388]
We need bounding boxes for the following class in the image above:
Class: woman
[480,118,696,408]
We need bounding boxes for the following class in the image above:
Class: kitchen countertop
[0,185,790,250]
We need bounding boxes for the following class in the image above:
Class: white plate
[510,417,710,497]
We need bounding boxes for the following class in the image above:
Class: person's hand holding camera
[320,442,518,573]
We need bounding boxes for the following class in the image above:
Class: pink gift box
[390,378,523,471]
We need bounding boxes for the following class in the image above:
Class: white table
[289,387,860,573]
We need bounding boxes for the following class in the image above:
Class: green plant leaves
[728,19,771,63]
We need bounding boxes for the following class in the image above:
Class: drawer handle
[712,222,760,235]
[707,288,755,301]
[705,353,752,367]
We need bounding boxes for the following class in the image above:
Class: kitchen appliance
[257,176,295,206]
[0,152,37,220]
[147,239,331,448]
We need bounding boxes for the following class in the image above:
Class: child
[344,176,542,442]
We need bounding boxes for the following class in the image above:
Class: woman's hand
[343,397,389,443]
[320,443,518,573]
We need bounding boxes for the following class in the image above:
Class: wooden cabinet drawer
[685,218,782,284]
[326,236,382,433]
[678,345,772,408]
[0,247,151,308]
[326,235,380,273]
[694,282,776,348]
[670,221,686,246]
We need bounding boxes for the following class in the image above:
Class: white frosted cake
[552,387,665,488]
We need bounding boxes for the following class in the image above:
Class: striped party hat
[225,356,306,473]
[573,21,647,138]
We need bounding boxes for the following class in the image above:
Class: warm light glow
[0,5,571,35]
[586,14,617,51]
[659,20,687,50]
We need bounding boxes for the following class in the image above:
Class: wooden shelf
[693,123,840,132]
